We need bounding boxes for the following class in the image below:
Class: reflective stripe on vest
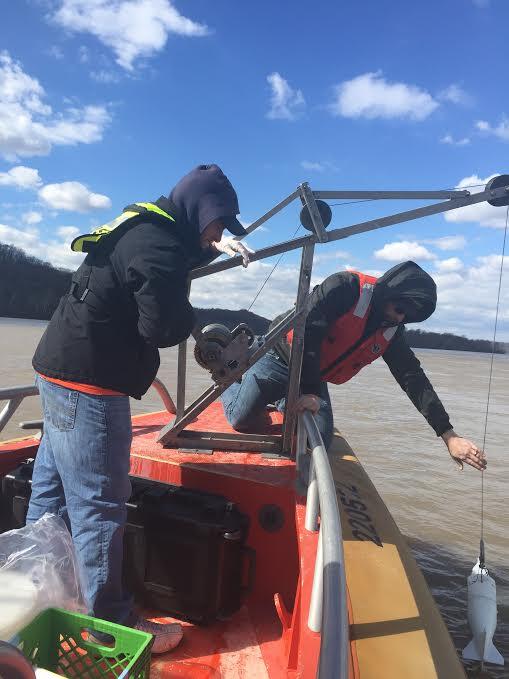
[70,203,175,253]
[319,271,397,384]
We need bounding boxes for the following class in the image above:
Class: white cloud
[48,45,64,60]
[0,165,42,189]
[314,249,350,264]
[440,134,470,146]
[438,84,472,106]
[51,0,210,72]
[427,235,467,251]
[0,223,39,251]
[427,255,509,340]
[22,211,43,225]
[300,160,337,173]
[0,52,111,159]
[0,221,85,269]
[476,118,509,142]
[266,72,305,121]
[78,45,90,63]
[445,174,508,228]
[39,181,111,212]
[435,257,463,272]
[374,241,435,262]
[330,72,439,121]
[57,225,80,239]
[91,69,120,84]
[301,161,325,172]
[191,259,302,318]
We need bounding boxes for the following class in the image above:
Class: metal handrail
[0,379,176,439]
[299,410,348,679]
[0,385,39,438]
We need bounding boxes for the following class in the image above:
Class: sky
[0,0,508,340]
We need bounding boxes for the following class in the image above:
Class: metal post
[314,189,470,200]
[296,415,306,471]
[176,340,187,419]
[0,397,23,437]
[281,242,314,454]
[176,281,191,419]
[299,182,328,242]
[305,456,319,532]
[308,526,324,633]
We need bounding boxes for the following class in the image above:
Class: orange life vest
[287,272,398,385]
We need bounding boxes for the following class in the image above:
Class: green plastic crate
[13,608,153,679]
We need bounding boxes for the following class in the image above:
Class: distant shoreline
[1,314,506,355]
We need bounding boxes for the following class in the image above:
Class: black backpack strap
[70,264,93,302]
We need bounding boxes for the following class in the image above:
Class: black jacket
[32,197,202,398]
[273,262,452,437]
[33,164,244,398]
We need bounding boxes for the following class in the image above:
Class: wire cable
[247,223,302,311]
[478,205,508,569]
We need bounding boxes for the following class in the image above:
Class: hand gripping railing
[0,378,176,439]
[298,411,348,679]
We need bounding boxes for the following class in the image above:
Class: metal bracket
[299,182,328,243]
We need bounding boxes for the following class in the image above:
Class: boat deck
[126,405,318,678]
[0,404,467,678]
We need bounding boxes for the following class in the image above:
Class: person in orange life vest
[220,261,487,473]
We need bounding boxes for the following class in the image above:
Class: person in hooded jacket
[221,261,487,474]
[28,164,251,653]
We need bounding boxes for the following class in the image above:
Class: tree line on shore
[0,242,506,354]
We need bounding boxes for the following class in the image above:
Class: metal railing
[298,411,348,679]
[0,377,176,440]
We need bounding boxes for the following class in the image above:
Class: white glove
[212,238,254,267]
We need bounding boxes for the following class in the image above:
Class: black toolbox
[1,462,253,624]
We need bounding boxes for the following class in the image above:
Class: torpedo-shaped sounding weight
[462,559,504,667]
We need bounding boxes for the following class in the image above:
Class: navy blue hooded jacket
[33,165,243,398]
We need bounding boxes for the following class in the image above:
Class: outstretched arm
[383,332,487,471]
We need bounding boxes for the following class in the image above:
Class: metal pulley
[194,323,256,384]
[486,174,509,207]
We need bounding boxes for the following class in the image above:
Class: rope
[478,205,508,569]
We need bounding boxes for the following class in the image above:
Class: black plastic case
[1,463,252,624]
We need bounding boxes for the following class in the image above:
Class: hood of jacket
[168,164,245,237]
[371,261,437,325]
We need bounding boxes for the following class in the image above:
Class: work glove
[212,238,254,267]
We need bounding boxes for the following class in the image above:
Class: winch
[194,323,258,384]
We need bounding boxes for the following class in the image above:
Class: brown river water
[1,317,507,677]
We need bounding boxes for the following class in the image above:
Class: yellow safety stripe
[134,203,175,221]
[70,204,174,252]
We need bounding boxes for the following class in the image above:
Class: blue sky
[0,0,508,339]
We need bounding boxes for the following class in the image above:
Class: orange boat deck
[0,403,321,677]
[125,404,321,678]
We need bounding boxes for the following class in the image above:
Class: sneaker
[132,617,183,654]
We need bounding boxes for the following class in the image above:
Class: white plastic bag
[0,514,85,640]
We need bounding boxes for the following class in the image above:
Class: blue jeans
[27,375,133,623]
[220,349,334,449]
